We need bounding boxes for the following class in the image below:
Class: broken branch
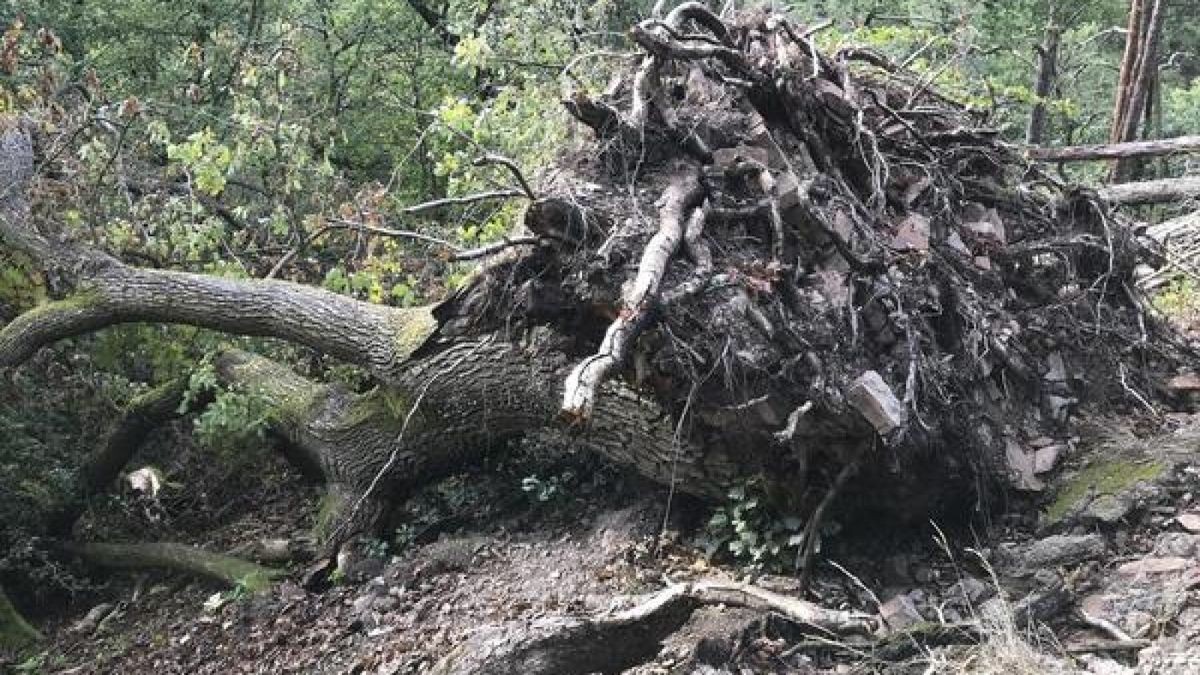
[64,541,284,593]
[1029,135,1200,162]
[561,169,704,420]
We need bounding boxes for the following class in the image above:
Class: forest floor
[10,411,1200,675]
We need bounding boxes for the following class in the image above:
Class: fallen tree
[1098,176,1200,205]
[0,4,1189,627]
[1028,135,1200,162]
[62,542,283,594]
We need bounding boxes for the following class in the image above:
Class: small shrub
[521,471,574,504]
[698,479,811,573]
[1153,276,1200,324]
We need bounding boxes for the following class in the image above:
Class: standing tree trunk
[1025,17,1061,146]
[1109,0,1168,181]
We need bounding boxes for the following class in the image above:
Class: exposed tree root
[64,542,283,593]
[798,460,859,593]
[561,168,705,420]
[430,578,876,674]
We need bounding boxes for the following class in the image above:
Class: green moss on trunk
[68,542,283,594]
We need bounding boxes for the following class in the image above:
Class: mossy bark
[0,584,41,649]
[66,542,283,593]
[213,343,741,550]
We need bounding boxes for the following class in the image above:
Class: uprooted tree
[0,3,1189,616]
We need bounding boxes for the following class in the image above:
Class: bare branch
[1029,135,1200,162]
[324,217,460,248]
[65,542,283,592]
[561,169,704,421]
[401,188,526,214]
[1098,176,1200,204]
[450,236,543,261]
[472,153,537,199]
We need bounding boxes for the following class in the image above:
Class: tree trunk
[211,344,741,549]
[1028,135,1200,162]
[1110,0,1147,145]
[1097,176,1200,204]
[1025,18,1060,146]
[1109,0,1168,181]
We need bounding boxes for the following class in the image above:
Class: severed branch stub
[560,168,705,421]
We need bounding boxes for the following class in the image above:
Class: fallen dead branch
[1029,135,1200,162]
[1098,176,1200,205]
[430,578,877,674]
[64,542,284,593]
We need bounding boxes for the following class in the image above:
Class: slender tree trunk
[1026,18,1061,146]
[1097,175,1200,204]
[1111,0,1147,144]
[1110,0,1168,181]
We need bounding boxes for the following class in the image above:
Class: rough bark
[214,344,739,548]
[0,265,439,383]
[1097,176,1200,204]
[1110,0,1147,145]
[1028,135,1200,162]
[64,542,283,593]
[1109,0,1168,181]
[1025,19,1060,146]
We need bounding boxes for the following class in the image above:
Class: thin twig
[450,236,544,261]
[472,154,536,199]
[400,189,525,214]
[324,218,459,248]
[798,461,859,594]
